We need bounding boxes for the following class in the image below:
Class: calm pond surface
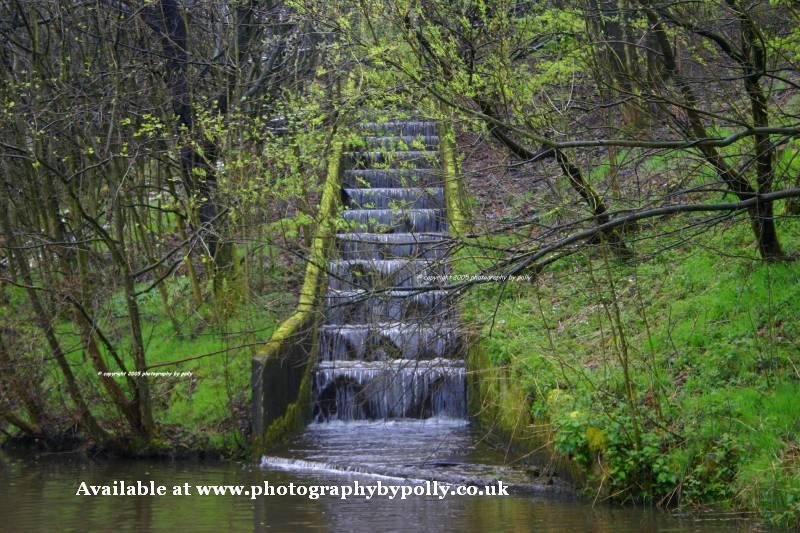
[0,420,764,532]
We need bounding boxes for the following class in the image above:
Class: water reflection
[0,451,758,532]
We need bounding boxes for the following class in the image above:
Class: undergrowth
[460,210,800,527]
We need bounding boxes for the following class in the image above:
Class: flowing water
[311,119,463,422]
[0,448,759,532]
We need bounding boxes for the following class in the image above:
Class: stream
[1,426,759,532]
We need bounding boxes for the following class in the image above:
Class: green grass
[460,212,800,526]
[1,268,295,455]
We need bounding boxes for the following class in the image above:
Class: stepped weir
[313,120,465,422]
[255,120,568,493]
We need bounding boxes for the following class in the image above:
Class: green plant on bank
[461,211,800,527]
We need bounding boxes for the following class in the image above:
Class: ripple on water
[262,418,572,492]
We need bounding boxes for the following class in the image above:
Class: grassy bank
[460,214,800,527]
[0,265,296,456]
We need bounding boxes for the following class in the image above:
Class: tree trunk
[644,5,783,260]
[112,192,155,439]
[0,329,46,435]
[1,203,109,444]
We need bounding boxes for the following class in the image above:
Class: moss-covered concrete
[251,139,344,455]
[438,121,470,236]
[465,336,584,483]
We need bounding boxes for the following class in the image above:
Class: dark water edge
[0,448,765,532]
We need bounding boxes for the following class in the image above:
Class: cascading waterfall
[260,120,561,495]
[334,233,449,260]
[311,120,466,422]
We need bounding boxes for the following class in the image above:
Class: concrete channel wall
[250,139,343,454]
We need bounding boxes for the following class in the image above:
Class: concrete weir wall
[250,312,316,445]
[250,139,343,453]
[465,337,583,483]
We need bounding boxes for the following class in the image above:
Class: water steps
[311,119,464,421]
